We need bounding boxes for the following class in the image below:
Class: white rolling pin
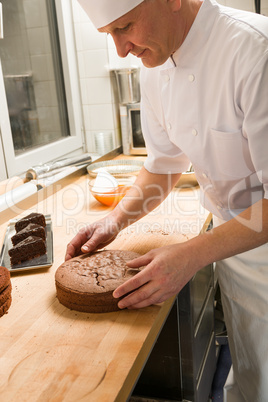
[0,176,25,196]
[0,181,38,213]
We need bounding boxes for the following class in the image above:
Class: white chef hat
[78,0,144,29]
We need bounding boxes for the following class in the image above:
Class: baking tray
[0,214,53,272]
[87,159,144,178]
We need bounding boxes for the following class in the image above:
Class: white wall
[71,0,142,154]
[72,0,268,154]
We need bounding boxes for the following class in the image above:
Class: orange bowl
[89,176,135,207]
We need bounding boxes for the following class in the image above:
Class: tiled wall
[71,0,141,154]
[72,0,268,154]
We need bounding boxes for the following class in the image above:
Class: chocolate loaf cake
[11,223,46,246]
[15,212,46,233]
[8,236,46,266]
[0,266,12,317]
[55,250,141,313]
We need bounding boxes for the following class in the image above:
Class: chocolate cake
[0,266,11,293]
[55,250,141,313]
[11,223,46,246]
[8,236,46,266]
[15,212,46,233]
[0,266,12,317]
[0,297,11,317]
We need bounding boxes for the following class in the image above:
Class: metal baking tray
[0,214,53,272]
[87,159,144,178]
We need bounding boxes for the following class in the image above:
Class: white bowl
[89,175,135,207]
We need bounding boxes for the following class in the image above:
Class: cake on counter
[8,236,47,266]
[55,250,141,313]
[8,212,47,266]
[11,223,46,246]
[0,266,12,317]
[14,212,46,232]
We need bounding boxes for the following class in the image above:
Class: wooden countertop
[0,166,210,402]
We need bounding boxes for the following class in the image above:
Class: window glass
[0,0,70,156]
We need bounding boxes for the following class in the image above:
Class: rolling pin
[0,181,38,213]
[0,176,25,196]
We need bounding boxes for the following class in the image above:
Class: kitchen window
[0,0,84,179]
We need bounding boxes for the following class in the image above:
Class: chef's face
[98,0,182,68]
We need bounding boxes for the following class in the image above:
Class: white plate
[0,214,53,272]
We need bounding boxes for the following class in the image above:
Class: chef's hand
[113,243,198,309]
[65,217,121,260]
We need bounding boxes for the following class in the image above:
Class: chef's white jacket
[141,0,268,221]
[141,3,268,400]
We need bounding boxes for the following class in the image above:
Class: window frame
[0,0,84,178]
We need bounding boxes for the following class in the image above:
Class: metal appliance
[113,67,140,104]
[113,68,147,156]
[119,102,146,155]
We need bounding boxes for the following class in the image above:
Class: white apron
[213,216,268,402]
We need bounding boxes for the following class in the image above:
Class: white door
[0,0,84,180]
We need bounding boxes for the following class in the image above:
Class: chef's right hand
[65,216,121,261]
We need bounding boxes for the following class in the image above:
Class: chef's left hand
[113,243,198,309]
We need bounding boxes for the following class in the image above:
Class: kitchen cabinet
[132,226,216,402]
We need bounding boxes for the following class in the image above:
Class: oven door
[129,104,147,155]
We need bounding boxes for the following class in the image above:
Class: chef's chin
[140,49,169,68]
[141,54,170,68]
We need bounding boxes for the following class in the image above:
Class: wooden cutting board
[0,170,210,402]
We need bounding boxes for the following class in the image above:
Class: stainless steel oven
[119,102,147,156]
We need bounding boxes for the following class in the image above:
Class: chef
[66,0,268,400]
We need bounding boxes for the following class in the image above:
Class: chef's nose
[112,35,134,58]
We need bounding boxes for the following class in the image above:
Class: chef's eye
[120,23,131,32]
